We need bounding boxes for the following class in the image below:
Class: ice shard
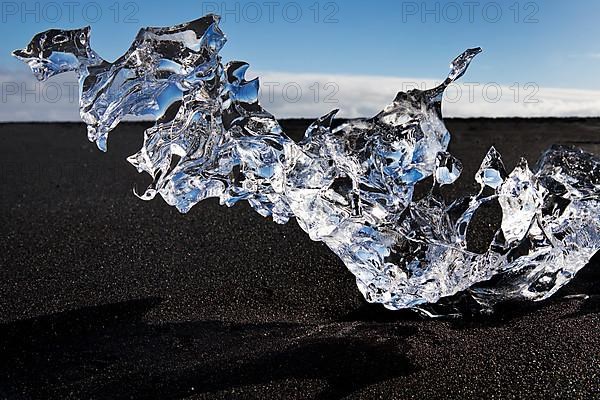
[13,15,599,311]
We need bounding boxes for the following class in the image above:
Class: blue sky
[2,0,600,119]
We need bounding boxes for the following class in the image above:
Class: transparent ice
[13,15,600,311]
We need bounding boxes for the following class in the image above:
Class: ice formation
[13,14,600,311]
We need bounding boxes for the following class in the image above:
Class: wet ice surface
[13,14,600,312]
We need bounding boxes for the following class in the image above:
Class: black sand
[0,119,598,399]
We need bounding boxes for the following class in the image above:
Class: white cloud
[1,69,600,121]
[255,70,600,119]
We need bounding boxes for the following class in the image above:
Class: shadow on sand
[0,298,416,399]
[1,256,597,399]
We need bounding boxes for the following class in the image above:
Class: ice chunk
[13,15,599,312]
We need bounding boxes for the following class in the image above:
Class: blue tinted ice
[13,15,600,311]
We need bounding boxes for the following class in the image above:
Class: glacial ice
[13,14,600,311]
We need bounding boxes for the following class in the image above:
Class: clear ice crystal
[13,15,600,311]
[435,152,462,186]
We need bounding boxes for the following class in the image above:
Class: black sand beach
[0,119,598,399]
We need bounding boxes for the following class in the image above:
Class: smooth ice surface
[13,15,600,311]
